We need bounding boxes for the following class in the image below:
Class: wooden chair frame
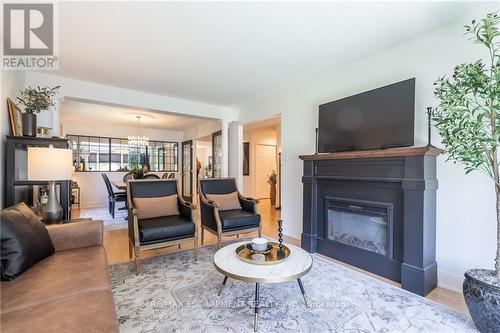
[198,177,261,249]
[127,179,198,274]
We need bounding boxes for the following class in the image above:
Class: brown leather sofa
[0,220,119,333]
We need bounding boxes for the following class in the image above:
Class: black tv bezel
[317,78,415,153]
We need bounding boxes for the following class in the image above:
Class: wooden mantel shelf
[299,146,443,161]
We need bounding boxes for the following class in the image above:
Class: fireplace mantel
[300,146,442,296]
[299,146,442,161]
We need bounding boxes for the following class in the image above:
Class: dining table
[112,181,127,191]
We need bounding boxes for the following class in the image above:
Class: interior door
[212,130,222,178]
[255,144,277,199]
[182,140,193,202]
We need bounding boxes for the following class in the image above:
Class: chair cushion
[218,210,260,231]
[134,194,179,219]
[139,215,195,244]
[206,191,242,211]
[0,203,54,281]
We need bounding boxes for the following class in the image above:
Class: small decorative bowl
[251,238,268,251]
[246,243,273,255]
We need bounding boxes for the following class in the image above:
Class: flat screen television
[318,78,415,152]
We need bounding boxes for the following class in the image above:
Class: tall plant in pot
[432,12,499,333]
[16,86,60,137]
[268,170,277,205]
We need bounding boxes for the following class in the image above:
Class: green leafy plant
[130,165,143,174]
[16,85,60,113]
[267,170,277,185]
[432,12,500,278]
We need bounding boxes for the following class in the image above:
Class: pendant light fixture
[128,115,149,147]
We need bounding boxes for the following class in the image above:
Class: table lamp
[28,146,73,224]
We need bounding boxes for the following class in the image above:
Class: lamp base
[41,181,63,224]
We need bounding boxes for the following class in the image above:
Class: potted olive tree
[432,12,499,333]
[16,85,60,137]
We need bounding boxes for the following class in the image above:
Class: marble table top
[213,241,313,283]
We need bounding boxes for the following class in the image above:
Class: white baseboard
[437,270,464,293]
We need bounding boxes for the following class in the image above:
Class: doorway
[242,115,281,207]
[255,144,277,199]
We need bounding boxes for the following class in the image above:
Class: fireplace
[326,198,391,256]
[299,147,442,296]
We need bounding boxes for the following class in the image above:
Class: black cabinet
[4,136,72,220]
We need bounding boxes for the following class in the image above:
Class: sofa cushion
[134,194,179,219]
[0,203,54,281]
[139,215,195,244]
[218,210,260,231]
[1,246,109,314]
[1,289,118,333]
[206,191,242,211]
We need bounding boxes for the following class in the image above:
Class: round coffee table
[213,241,313,332]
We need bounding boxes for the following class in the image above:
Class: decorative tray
[235,242,290,265]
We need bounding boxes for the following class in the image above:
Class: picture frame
[243,142,250,175]
[7,98,22,136]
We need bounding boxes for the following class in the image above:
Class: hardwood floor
[73,199,468,316]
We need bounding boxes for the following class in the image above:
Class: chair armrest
[238,195,258,213]
[47,220,103,252]
[178,200,195,222]
[199,195,219,231]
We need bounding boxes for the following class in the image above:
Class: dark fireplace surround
[299,147,442,296]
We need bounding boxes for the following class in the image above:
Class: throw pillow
[0,202,55,281]
[206,191,242,211]
[133,194,180,219]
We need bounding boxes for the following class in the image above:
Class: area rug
[79,206,128,230]
[109,244,476,333]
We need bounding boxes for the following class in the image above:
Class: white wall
[1,71,26,208]
[26,72,238,122]
[236,13,497,292]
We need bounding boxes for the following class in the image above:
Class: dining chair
[101,173,127,218]
[128,179,197,274]
[198,177,261,249]
[143,173,160,179]
[123,172,134,182]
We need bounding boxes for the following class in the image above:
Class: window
[68,134,179,172]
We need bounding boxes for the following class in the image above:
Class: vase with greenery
[432,12,499,333]
[267,170,277,205]
[130,165,144,179]
[16,86,60,137]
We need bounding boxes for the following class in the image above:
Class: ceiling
[244,115,281,133]
[55,1,492,106]
[60,100,216,131]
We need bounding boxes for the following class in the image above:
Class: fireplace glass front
[326,199,390,256]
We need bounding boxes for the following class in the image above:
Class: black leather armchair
[198,178,261,249]
[127,179,197,274]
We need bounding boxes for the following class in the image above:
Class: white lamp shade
[27,147,73,181]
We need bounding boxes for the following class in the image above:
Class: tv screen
[318,78,415,153]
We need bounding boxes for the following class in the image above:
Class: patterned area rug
[79,206,128,230]
[109,243,476,333]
